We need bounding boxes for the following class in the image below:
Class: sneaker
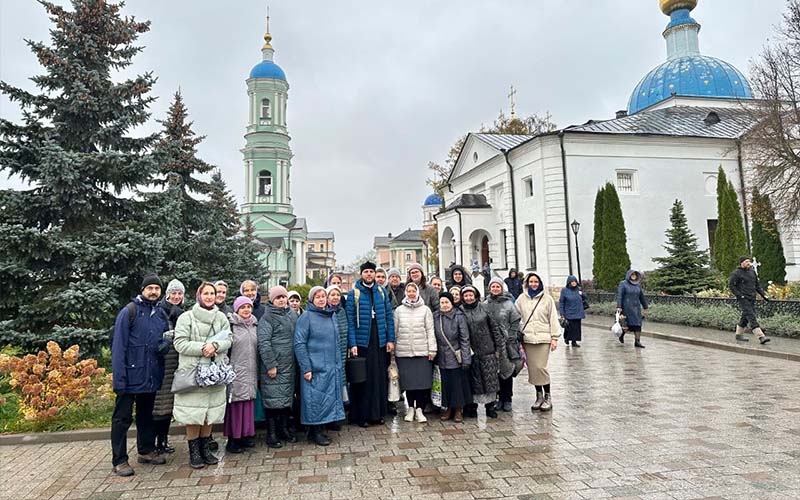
[759,336,771,345]
[531,393,544,411]
[404,408,415,422]
[540,394,553,412]
[415,408,427,423]
[137,452,166,465]
[501,401,513,412]
[112,462,134,477]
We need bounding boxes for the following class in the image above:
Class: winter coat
[152,300,183,416]
[251,292,266,320]
[346,280,395,348]
[515,288,562,344]
[617,270,649,326]
[446,264,473,289]
[461,302,504,396]
[558,276,587,320]
[729,266,766,301]
[172,304,232,425]
[218,303,234,317]
[394,298,436,358]
[504,270,523,299]
[257,304,298,410]
[484,292,523,379]
[417,282,441,312]
[112,296,170,394]
[388,283,405,310]
[294,304,345,425]
[433,309,472,369]
[227,313,258,403]
[329,303,348,388]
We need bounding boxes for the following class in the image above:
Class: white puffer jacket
[393,298,436,358]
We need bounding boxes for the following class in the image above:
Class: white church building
[436,0,800,286]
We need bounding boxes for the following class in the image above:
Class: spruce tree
[751,189,787,284]
[0,0,160,355]
[713,167,748,276]
[229,213,269,285]
[591,185,607,288]
[648,200,715,295]
[598,182,631,290]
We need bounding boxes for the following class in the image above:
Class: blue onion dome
[250,60,286,80]
[424,193,443,207]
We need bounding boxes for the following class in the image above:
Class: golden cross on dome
[263,5,273,49]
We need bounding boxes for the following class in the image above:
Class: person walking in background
[434,292,472,423]
[258,286,299,448]
[446,264,472,289]
[346,261,395,427]
[152,278,186,456]
[484,277,522,412]
[213,280,234,316]
[516,273,561,412]
[172,282,232,469]
[288,290,303,316]
[559,276,587,348]
[223,296,258,454]
[616,270,649,348]
[504,268,523,301]
[240,280,265,320]
[730,256,772,344]
[407,263,439,312]
[387,268,405,310]
[110,274,170,476]
[294,286,345,446]
[393,282,436,423]
[460,285,504,419]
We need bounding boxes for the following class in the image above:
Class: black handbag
[346,356,367,384]
[559,317,569,328]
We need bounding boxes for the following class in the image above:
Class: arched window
[258,170,272,197]
[261,98,271,123]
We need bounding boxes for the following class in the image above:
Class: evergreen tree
[712,167,748,276]
[591,185,607,288]
[751,189,787,284]
[648,200,715,295]
[207,170,241,238]
[598,182,632,290]
[228,213,269,285]
[0,0,160,355]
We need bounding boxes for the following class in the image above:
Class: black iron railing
[585,291,800,317]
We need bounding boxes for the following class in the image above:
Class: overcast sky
[0,0,787,264]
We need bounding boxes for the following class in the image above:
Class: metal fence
[585,291,800,317]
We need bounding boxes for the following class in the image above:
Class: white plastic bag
[611,311,624,338]
[387,357,401,402]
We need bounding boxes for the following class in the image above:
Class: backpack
[111,301,167,348]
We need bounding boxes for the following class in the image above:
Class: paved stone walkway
[2,325,799,500]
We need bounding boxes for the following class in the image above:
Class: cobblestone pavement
[2,325,799,500]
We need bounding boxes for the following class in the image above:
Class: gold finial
[659,0,697,16]
[508,84,517,119]
[263,6,273,49]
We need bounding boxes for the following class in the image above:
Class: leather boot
[439,408,452,421]
[308,426,331,446]
[485,403,498,419]
[199,436,218,465]
[187,439,205,469]
[225,438,244,454]
[735,325,749,342]
[278,411,297,443]
[206,434,219,451]
[453,408,463,423]
[266,416,283,449]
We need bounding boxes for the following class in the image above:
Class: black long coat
[461,303,505,396]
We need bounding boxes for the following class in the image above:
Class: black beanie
[439,291,455,307]
[739,256,751,264]
[360,261,377,272]
[140,273,163,291]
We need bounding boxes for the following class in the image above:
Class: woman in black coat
[152,279,185,454]
[434,293,472,423]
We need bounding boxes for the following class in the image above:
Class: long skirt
[348,320,388,424]
[564,319,582,342]
[223,400,255,439]
[396,356,433,391]
[523,343,551,386]
[441,368,472,409]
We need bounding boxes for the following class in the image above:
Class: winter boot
[278,412,298,443]
[439,408,452,421]
[735,325,749,342]
[572,341,581,348]
[266,416,283,449]
[754,328,771,344]
[187,439,205,469]
[464,404,478,418]
[531,392,544,411]
[241,435,256,448]
[540,394,553,412]
[136,452,166,465]
[453,408,464,423]
[199,436,218,465]
[206,434,219,452]
[485,403,498,419]
[225,438,244,454]
[308,426,331,446]
[618,332,625,344]
[634,340,645,349]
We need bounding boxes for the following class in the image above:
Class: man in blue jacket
[110,274,170,476]
[346,261,395,427]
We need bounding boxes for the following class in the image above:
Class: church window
[473,152,479,163]
[309,243,315,251]
[523,177,534,197]
[704,173,717,196]
[525,224,537,270]
[260,98,271,124]
[258,170,272,197]
[616,170,638,194]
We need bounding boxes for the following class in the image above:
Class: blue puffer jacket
[345,280,395,348]
[294,304,345,425]
[112,295,170,394]
[558,276,586,320]
[617,270,649,326]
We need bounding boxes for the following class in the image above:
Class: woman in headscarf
[294,287,345,446]
[223,296,258,454]
[504,269,523,301]
[240,280,265,320]
[515,273,561,412]
[460,285,504,419]
[559,275,587,347]
[326,285,349,428]
[616,270,649,348]
[287,290,303,316]
[484,277,522,412]
[446,264,472,289]
[448,286,463,309]
[406,263,439,312]
[393,282,436,423]
[434,292,472,423]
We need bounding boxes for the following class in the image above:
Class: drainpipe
[454,208,464,264]
[501,148,519,270]
[559,132,574,276]
[736,140,752,252]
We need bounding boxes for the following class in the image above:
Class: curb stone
[0,422,225,446]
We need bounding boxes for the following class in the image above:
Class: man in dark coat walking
[729,256,771,344]
[110,274,170,476]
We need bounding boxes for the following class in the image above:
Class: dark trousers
[405,389,430,409]
[153,415,171,445]
[111,392,156,466]
[737,298,760,329]
[498,376,514,403]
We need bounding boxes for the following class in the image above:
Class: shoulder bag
[517,295,542,343]
[438,316,462,364]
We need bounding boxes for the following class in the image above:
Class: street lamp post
[570,220,582,285]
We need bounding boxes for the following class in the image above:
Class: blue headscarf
[524,272,544,297]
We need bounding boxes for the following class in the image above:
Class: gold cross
[508,85,517,118]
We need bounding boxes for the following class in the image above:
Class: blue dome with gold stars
[424,193,443,207]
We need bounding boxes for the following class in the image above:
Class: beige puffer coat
[515,291,561,344]
[393,298,436,358]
